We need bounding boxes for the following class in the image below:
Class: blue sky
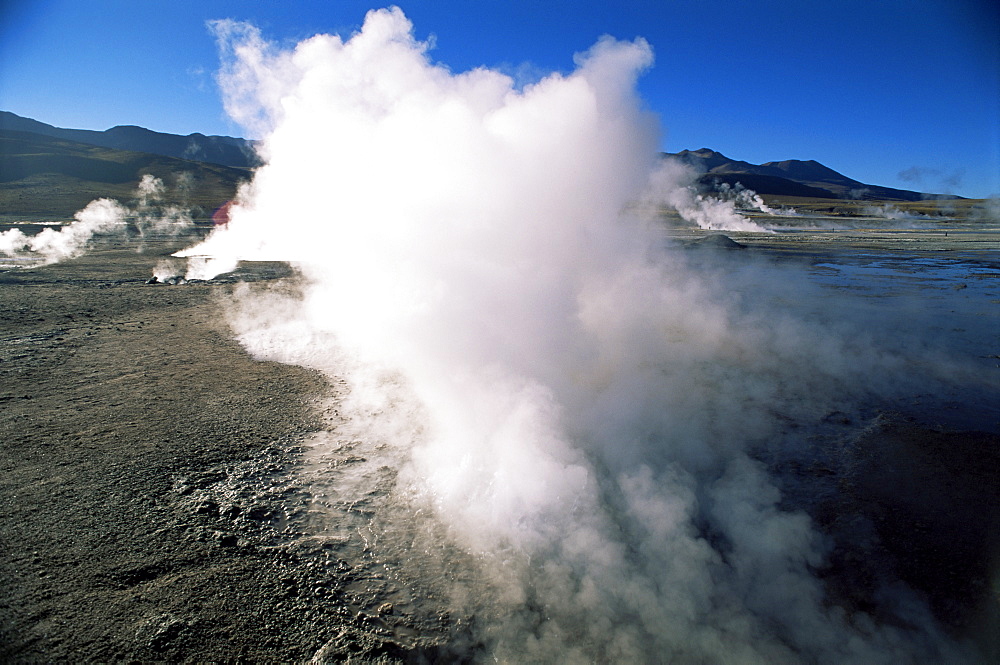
[2,0,998,198]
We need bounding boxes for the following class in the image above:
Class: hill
[0,129,247,219]
[0,111,971,220]
[666,148,959,202]
[0,111,258,170]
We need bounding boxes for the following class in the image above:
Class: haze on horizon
[1,0,998,199]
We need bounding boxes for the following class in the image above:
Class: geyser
[181,8,980,662]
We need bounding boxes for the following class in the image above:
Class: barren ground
[0,239,455,662]
[1,227,999,662]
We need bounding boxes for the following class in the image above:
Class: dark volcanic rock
[685,233,747,250]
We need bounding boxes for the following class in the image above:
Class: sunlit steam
[133,174,195,237]
[0,175,193,266]
[647,158,774,231]
[715,180,798,216]
[180,8,975,662]
[861,203,933,223]
[0,198,127,264]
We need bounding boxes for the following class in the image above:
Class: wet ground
[696,219,1000,432]
[1,220,999,662]
[674,218,1000,658]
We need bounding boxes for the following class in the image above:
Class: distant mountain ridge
[665,148,959,201]
[0,111,258,170]
[1,111,961,214]
[0,127,246,218]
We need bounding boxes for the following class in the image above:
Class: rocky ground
[1,228,999,662]
[0,239,456,662]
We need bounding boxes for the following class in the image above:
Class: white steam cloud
[715,180,798,216]
[133,174,195,236]
[0,198,127,264]
[181,8,977,662]
[647,158,774,232]
[0,175,193,266]
[861,203,933,222]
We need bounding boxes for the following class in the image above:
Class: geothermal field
[3,8,1000,664]
[1,218,998,663]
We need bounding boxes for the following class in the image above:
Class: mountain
[0,128,246,218]
[1,111,964,219]
[666,148,959,201]
[0,111,258,170]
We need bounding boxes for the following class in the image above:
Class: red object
[212,200,234,226]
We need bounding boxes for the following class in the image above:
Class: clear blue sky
[2,0,998,198]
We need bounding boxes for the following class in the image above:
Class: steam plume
[131,174,195,238]
[646,158,774,231]
[715,180,798,216]
[0,175,193,266]
[861,203,933,223]
[183,8,975,662]
[0,198,127,264]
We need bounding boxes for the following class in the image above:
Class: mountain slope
[667,148,958,201]
[0,111,258,170]
[1,111,966,218]
[0,129,246,218]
